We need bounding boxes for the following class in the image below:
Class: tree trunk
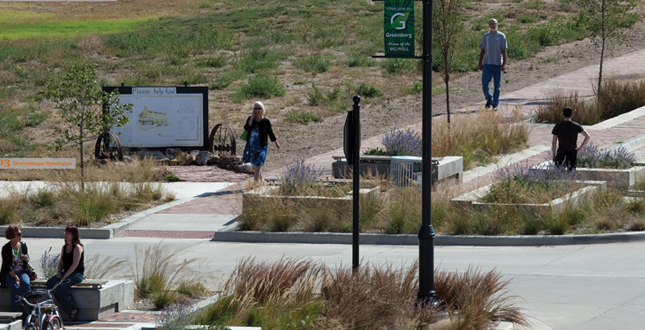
[80,127,85,194]
[444,54,451,125]
[598,0,606,104]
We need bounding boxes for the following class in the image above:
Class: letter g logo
[391,13,408,30]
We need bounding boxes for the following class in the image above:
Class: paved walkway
[14,49,645,330]
[139,48,645,218]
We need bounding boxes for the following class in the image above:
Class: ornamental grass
[196,257,528,330]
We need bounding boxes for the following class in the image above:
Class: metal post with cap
[417,0,436,305]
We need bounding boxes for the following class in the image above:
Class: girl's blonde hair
[254,101,266,118]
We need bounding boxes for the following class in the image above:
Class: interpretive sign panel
[102,86,208,149]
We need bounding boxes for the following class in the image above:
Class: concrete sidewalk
[8,44,645,330]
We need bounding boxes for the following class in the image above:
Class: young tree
[432,0,467,124]
[575,0,637,102]
[44,65,131,191]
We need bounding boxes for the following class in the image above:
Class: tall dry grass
[128,242,207,308]
[198,258,528,330]
[0,146,171,182]
[0,181,173,227]
[534,78,645,125]
[432,107,529,169]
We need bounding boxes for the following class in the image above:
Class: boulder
[183,155,196,166]
[136,150,167,160]
[195,151,212,165]
[165,148,184,160]
[207,155,220,164]
[237,164,253,173]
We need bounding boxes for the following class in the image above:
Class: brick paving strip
[115,48,645,224]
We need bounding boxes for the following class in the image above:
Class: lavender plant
[281,160,324,195]
[577,143,635,169]
[40,247,60,279]
[157,297,204,330]
[381,128,422,156]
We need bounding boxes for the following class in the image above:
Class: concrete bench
[0,312,21,330]
[0,279,134,321]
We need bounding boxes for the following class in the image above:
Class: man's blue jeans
[482,64,502,108]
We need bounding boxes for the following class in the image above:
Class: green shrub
[198,55,228,68]
[152,291,179,310]
[234,48,283,73]
[209,69,246,90]
[347,53,377,67]
[296,54,331,74]
[354,83,382,98]
[380,58,415,75]
[306,83,341,106]
[71,189,115,226]
[24,112,48,127]
[517,15,536,24]
[230,74,285,102]
[284,111,323,125]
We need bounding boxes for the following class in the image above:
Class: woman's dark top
[62,244,84,275]
[243,117,277,147]
[1,241,28,287]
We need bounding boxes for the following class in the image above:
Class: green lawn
[0,19,151,40]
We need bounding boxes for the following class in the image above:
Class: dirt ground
[260,19,645,172]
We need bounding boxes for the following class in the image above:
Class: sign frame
[102,86,209,151]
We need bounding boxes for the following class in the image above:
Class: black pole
[352,95,361,271]
[418,0,436,305]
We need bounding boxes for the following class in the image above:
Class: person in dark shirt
[551,107,591,170]
[46,225,84,322]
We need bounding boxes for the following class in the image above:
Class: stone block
[0,280,134,322]
[451,180,605,214]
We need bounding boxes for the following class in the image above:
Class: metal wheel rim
[208,123,236,156]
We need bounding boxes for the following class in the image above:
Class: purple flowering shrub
[40,247,60,279]
[157,297,206,330]
[280,160,324,195]
[382,128,422,156]
[482,162,576,204]
[576,143,635,169]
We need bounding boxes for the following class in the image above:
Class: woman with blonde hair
[242,101,280,183]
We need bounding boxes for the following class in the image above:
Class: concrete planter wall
[530,164,645,191]
[243,185,381,216]
[331,155,463,190]
[451,180,607,214]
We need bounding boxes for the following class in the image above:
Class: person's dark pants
[46,273,84,314]
[6,271,31,313]
[556,150,578,171]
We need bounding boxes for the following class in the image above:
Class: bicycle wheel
[24,314,38,330]
[43,315,63,330]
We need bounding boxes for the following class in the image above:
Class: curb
[211,230,645,246]
[1,197,197,239]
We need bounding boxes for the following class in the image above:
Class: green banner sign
[384,0,415,58]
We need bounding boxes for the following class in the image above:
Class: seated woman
[1,225,31,313]
[46,225,84,322]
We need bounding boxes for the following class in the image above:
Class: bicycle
[16,280,69,330]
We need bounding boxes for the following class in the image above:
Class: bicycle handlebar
[15,279,71,304]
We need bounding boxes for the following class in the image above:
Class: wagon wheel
[208,123,236,157]
[94,132,124,161]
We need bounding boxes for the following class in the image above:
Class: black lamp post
[417,0,436,305]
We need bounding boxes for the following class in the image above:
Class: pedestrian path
[133,48,645,220]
